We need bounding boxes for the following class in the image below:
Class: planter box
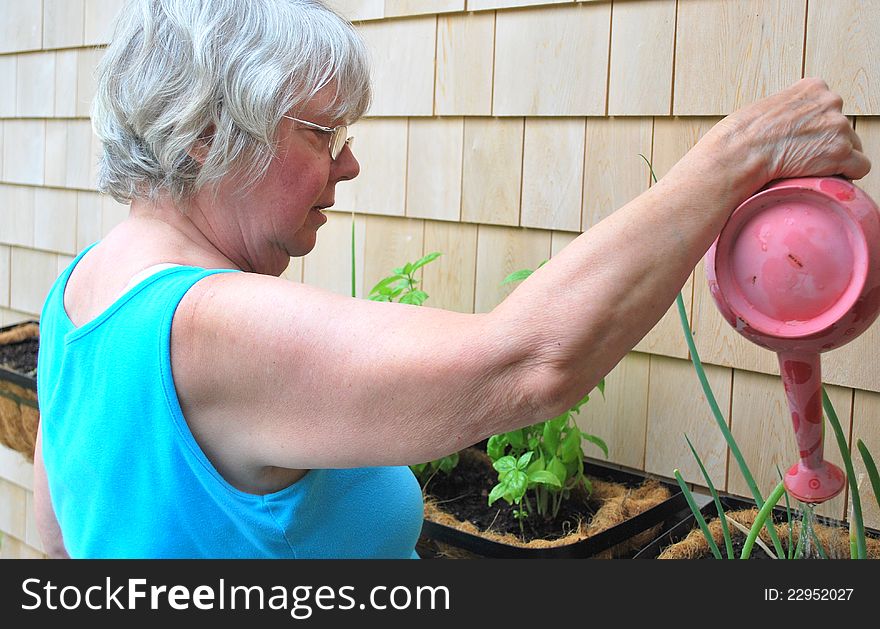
[418,450,688,558]
[0,320,39,461]
[634,493,880,559]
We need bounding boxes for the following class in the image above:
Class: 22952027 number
[789,588,852,601]
[765,588,854,601]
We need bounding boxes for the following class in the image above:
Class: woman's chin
[289,233,318,258]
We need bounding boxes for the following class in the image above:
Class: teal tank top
[37,245,424,558]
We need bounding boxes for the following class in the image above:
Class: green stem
[809,516,829,559]
[857,439,880,513]
[551,489,562,519]
[674,470,722,559]
[822,388,866,559]
[684,434,734,558]
[777,466,794,559]
[793,518,806,559]
[741,481,787,559]
[350,214,356,298]
[850,517,858,560]
[675,294,786,558]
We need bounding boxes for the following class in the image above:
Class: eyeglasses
[282,115,353,160]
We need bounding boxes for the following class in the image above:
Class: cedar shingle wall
[2,0,879,558]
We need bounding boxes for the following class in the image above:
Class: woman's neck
[126,198,246,272]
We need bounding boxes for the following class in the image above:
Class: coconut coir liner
[658,507,880,559]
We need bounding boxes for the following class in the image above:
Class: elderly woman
[34,0,869,559]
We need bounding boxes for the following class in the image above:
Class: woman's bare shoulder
[167,270,513,471]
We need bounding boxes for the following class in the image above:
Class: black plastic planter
[633,492,716,559]
[0,320,40,460]
[420,458,688,559]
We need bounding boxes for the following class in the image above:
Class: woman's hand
[698,77,870,192]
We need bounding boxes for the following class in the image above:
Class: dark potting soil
[422,448,602,543]
[0,338,38,378]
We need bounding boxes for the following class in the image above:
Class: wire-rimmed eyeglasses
[282,115,353,160]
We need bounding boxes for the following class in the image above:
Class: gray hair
[93,0,371,204]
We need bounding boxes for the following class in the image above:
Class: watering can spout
[776,350,844,503]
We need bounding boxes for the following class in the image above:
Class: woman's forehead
[293,83,347,123]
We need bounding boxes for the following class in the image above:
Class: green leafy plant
[367,252,441,305]
[358,243,455,486]
[409,453,460,489]
[485,264,607,536]
[487,389,606,531]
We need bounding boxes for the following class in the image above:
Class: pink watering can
[706,176,880,504]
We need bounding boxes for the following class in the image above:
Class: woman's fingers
[759,79,868,182]
[821,116,870,180]
[851,126,863,152]
[673,78,870,203]
[840,149,872,181]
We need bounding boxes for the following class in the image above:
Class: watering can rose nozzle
[706,176,880,504]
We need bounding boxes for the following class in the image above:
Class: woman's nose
[332,143,360,182]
